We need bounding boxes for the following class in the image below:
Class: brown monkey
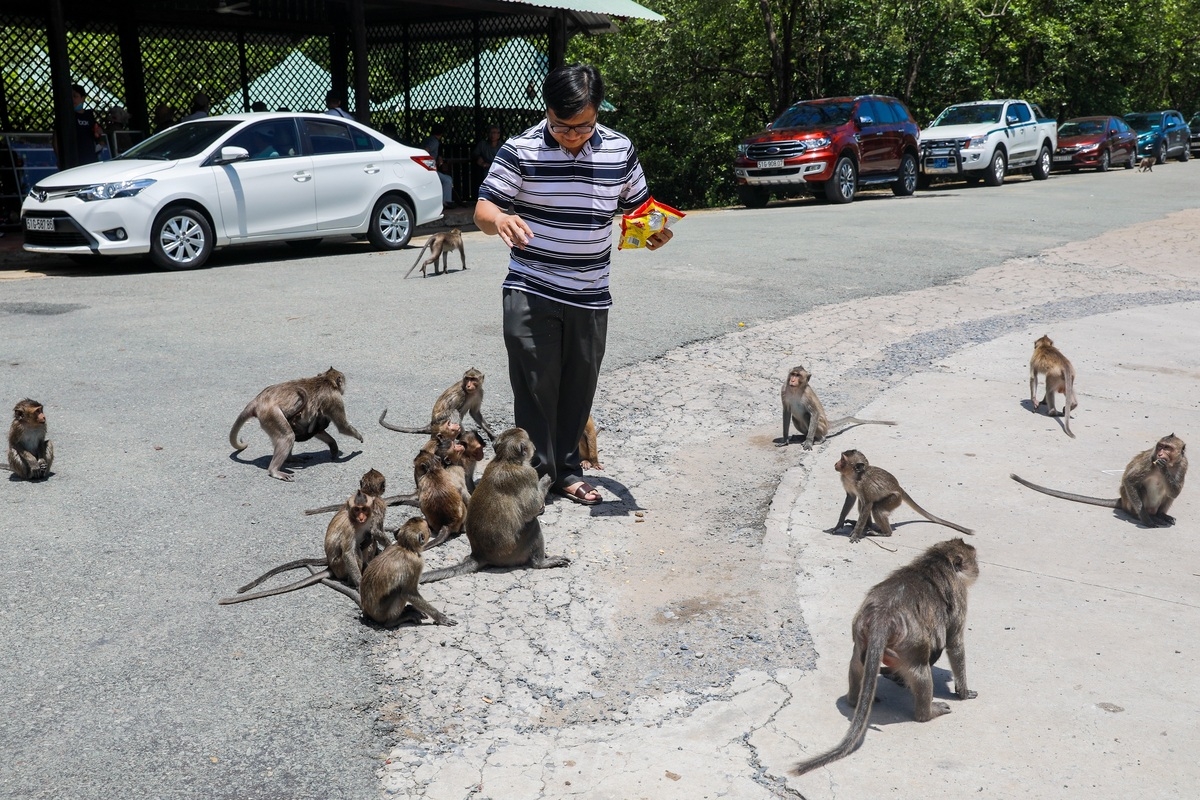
[220,490,379,605]
[421,427,569,583]
[832,450,974,542]
[404,228,465,278]
[791,538,979,776]
[303,468,417,517]
[456,428,487,492]
[1011,434,1187,527]
[1028,335,1078,438]
[414,437,468,550]
[776,366,896,449]
[359,517,457,626]
[1138,157,1154,172]
[7,399,54,480]
[229,367,363,481]
[377,368,495,442]
[578,415,603,470]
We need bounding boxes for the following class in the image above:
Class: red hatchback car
[1053,116,1139,172]
[733,95,921,206]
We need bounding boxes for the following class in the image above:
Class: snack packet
[618,197,685,250]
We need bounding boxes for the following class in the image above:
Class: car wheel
[1179,145,1190,162]
[892,153,918,196]
[824,156,857,204]
[1097,150,1111,172]
[149,206,213,270]
[1031,146,1051,180]
[285,238,323,249]
[1156,141,1167,164]
[983,149,1006,186]
[1125,149,1137,169]
[736,185,771,208]
[367,194,414,250]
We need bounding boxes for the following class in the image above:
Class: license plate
[24,217,54,232]
[932,157,949,169]
[756,159,783,169]
[1053,155,1072,162]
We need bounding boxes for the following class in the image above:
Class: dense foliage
[568,0,1200,208]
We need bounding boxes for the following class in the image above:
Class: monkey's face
[30,407,46,425]
[835,449,865,474]
[351,507,370,525]
[1153,436,1182,466]
[787,368,808,388]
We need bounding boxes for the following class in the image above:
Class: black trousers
[502,288,607,489]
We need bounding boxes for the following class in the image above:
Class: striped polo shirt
[477,120,650,309]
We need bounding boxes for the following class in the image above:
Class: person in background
[250,100,269,113]
[324,90,353,119]
[422,124,455,209]
[180,93,210,122]
[152,104,175,133]
[472,124,502,197]
[55,83,103,166]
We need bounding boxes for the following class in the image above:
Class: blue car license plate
[932,157,949,169]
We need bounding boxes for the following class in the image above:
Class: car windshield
[1124,113,1161,133]
[117,120,241,161]
[1189,114,1200,130]
[931,104,1003,126]
[1059,120,1104,136]
[772,101,854,129]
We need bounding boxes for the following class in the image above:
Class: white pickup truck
[919,99,1057,186]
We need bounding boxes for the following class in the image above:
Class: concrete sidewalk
[378,211,1198,799]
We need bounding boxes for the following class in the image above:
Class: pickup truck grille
[922,138,968,151]
[746,140,807,160]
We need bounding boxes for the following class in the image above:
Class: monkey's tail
[304,564,361,605]
[1010,474,1119,508]
[403,240,433,278]
[1062,371,1077,439]
[419,555,483,584]
[234,558,328,594]
[382,492,420,508]
[825,417,899,438]
[378,408,431,434]
[791,628,888,776]
[229,402,257,451]
[900,490,974,535]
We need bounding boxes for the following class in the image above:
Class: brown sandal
[554,481,602,506]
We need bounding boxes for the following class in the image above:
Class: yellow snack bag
[618,198,685,250]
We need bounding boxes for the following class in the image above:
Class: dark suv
[733,95,920,206]
[1123,110,1190,163]
[1189,112,1200,157]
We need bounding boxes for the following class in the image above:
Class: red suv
[733,95,921,206]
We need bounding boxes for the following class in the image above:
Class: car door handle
[363,164,380,174]
[293,171,312,182]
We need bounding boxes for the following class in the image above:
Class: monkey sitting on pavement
[404,228,465,278]
[775,366,896,449]
[1011,433,1187,527]
[359,517,456,626]
[6,399,54,480]
[1028,334,1078,438]
[831,449,974,542]
[791,538,979,776]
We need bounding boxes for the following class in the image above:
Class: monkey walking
[378,368,495,442]
[420,427,570,583]
[831,450,974,542]
[6,399,54,480]
[1138,157,1155,172]
[404,228,465,278]
[775,366,896,449]
[1011,434,1187,527]
[229,367,364,481]
[359,517,457,626]
[791,538,979,776]
[1028,335,1078,438]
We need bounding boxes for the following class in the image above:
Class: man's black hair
[542,64,604,119]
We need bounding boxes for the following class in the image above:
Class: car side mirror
[1006,115,1019,125]
[215,146,250,165]
[856,115,874,127]
[765,122,773,131]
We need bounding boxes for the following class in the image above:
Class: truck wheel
[1096,150,1111,172]
[892,153,918,196]
[1031,146,1051,180]
[983,149,1006,186]
[736,185,771,208]
[825,156,857,204]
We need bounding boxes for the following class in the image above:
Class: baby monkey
[832,449,974,541]
[776,366,895,449]
[7,399,54,480]
[791,538,979,775]
[1028,334,1077,438]
[1011,433,1186,527]
[359,517,456,626]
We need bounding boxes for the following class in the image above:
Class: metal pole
[349,0,369,123]
[237,31,250,112]
[46,0,77,168]
[118,20,148,133]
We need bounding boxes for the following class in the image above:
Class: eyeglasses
[547,120,597,136]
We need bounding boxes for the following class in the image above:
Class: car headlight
[1079,143,1099,152]
[736,143,748,156]
[74,179,156,202]
[965,135,987,149]
[806,136,831,150]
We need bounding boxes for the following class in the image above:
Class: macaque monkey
[579,415,603,470]
[1011,434,1187,527]
[220,490,379,605]
[377,368,495,442]
[1028,335,1078,438]
[359,517,457,626]
[776,366,896,449]
[832,450,974,542]
[414,437,468,550]
[421,427,569,583]
[404,228,466,278]
[1138,157,1154,172]
[229,367,363,481]
[791,538,979,776]
[456,429,487,492]
[7,399,54,480]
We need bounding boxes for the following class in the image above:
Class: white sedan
[20,112,444,270]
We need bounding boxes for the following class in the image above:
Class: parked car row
[20,113,445,270]
[733,95,1194,207]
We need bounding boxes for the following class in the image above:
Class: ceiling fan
[216,0,252,15]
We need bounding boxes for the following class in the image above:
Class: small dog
[1138,157,1155,172]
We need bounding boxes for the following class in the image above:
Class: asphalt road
[0,161,1196,799]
